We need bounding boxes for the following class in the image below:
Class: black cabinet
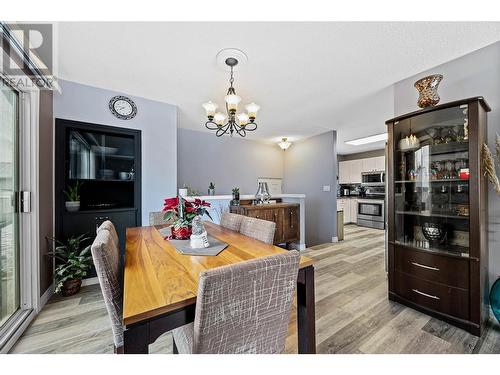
[55,119,141,277]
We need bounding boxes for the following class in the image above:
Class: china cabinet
[386,97,490,336]
[55,119,142,266]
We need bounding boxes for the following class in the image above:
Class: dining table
[122,221,316,354]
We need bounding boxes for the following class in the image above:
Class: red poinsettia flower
[163,197,179,211]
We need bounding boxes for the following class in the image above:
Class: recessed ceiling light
[345,133,387,146]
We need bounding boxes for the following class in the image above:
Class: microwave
[361,171,385,185]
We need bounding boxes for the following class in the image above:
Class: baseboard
[39,282,54,311]
[82,277,99,287]
[332,236,339,243]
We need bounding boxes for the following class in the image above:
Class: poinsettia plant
[163,196,212,230]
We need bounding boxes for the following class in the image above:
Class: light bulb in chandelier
[202,101,218,118]
[237,113,249,126]
[214,112,226,126]
[245,102,260,120]
[225,94,241,111]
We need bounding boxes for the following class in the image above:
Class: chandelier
[202,57,260,137]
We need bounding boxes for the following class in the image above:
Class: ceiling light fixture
[278,138,292,151]
[202,55,259,137]
[345,133,388,146]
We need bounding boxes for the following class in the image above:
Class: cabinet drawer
[394,271,469,320]
[395,246,469,289]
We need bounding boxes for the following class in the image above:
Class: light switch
[323,185,331,192]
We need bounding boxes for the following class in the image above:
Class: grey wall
[284,131,337,246]
[54,80,178,224]
[177,128,284,195]
[394,41,500,287]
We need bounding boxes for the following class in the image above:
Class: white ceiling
[56,22,500,154]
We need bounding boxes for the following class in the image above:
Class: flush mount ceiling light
[202,49,259,137]
[278,137,292,151]
[345,133,388,146]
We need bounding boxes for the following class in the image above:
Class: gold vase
[414,74,443,108]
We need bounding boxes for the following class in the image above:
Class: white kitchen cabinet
[350,198,358,223]
[349,160,363,184]
[337,198,350,223]
[362,158,377,172]
[375,156,386,171]
[337,198,358,224]
[338,161,350,184]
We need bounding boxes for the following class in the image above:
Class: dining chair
[91,227,124,353]
[96,220,119,248]
[149,211,172,226]
[220,212,244,232]
[172,251,301,354]
[239,216,276,244]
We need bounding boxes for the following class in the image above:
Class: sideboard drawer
[395,246,469,289]
[394,271,469,320]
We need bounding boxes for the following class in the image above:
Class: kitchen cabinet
[362,158,377,172]
[230,203,300,246]
[338,161,351,184]
[349,161,363,184]
[386,96,490,336]
[375,156,385,171]
[336,198,357,224]
[350,198,358,223]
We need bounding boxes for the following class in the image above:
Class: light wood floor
[10,225,500,354]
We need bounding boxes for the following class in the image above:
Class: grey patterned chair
[96,220,119,248]
[91,227,124,353]
[149,211,172,226]
[172,251,301,353]
[220,212,244,232]
[239,216,276,244]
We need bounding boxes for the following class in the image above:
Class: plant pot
[61,279,82,297]
[171,226,192,240]
[208,188,215,196]
[65,201,80,212]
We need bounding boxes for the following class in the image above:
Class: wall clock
[109,95,137,120]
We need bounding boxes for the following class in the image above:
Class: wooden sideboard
[230,202,300,247]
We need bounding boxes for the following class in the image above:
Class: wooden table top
[123,221,313,326]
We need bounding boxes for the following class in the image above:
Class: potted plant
[64,181,81,212]
[231,187,240,206]
[163,196,212,239]
[208,182,215,196]
[47,234,93,296]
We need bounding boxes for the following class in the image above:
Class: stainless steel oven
[361,171,385,186]
[357,199,385,229]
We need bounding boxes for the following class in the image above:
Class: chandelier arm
[243,122,257,131]
[216,122,231,137]
[205,121,220,130]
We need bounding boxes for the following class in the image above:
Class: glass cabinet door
[68,130,135,181]
[393,104,470,257]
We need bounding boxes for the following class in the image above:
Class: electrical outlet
[323,185,331,192]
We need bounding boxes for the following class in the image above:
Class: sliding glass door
[0,80,19,329]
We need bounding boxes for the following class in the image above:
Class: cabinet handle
[290,211,294,229]
[256,215,260,219]
[410,262,439,271]
[412,289,440,300]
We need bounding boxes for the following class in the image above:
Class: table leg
[297,265,316,354]
[123,323,150,354]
